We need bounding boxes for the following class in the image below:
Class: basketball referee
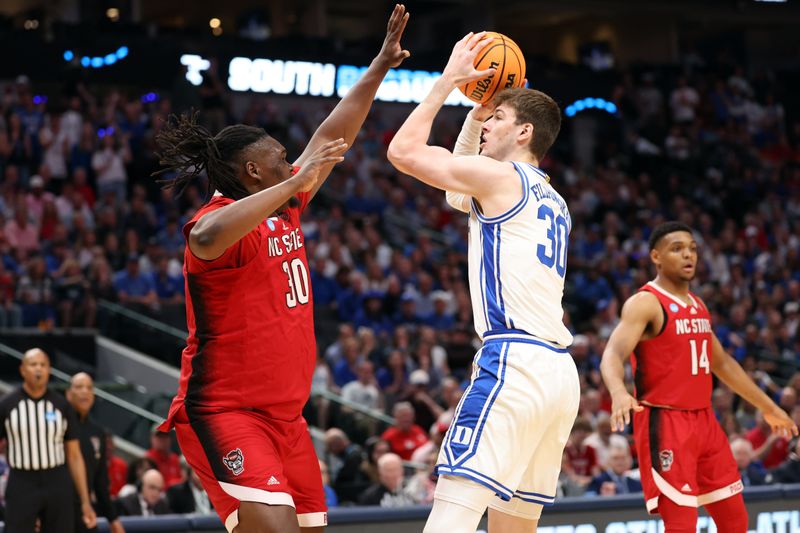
[0,348,96,532]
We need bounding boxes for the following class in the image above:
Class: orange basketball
[459,32,526,105]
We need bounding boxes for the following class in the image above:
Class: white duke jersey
[467,162,573,347]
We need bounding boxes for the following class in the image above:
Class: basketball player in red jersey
[601,221,797,532]
[153,6,410,533]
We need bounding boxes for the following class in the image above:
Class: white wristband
[453,116,483,157]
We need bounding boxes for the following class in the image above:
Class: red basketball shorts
[634,406,742,514]
[173,405,326,532]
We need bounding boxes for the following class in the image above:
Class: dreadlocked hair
[153,113,268,201]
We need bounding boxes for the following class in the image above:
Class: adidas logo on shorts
[268,476,280,486]
[681,483,692,492]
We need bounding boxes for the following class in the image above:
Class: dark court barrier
[0,329,96,380]
[2,484,798,532]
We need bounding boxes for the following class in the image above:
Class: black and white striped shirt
[0,387,78,471]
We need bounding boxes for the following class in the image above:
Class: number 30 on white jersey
[467,162,573,347]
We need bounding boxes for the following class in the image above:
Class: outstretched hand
[442,32,496,87]
[765,406,799,438]
[610,390,644,432]
[377,4,411,68]
[291,139,348,192]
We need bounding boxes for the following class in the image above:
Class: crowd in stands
[0,43,799,512]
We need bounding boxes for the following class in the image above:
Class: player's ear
[245,161,260,180]
[518,123,533,144]
[650,248,659,267]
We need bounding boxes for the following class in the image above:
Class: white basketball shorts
[436,334,580,515]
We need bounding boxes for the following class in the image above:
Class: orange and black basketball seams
[460,32,526,104]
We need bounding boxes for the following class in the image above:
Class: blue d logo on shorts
[443,343,508,466]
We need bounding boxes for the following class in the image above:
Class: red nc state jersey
[161,191,316,429]
[630,281,713,410]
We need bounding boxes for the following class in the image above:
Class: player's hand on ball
[377,4,411,68]
[443,32,496,86]
[291,138,348,192]
[470,101,495,122]
[764,406,799,438]
[610,391,644,432]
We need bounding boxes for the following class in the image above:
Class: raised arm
[295,4,410,201]
[710,333,798,437]
[446,105,493,212]
[453,105,492,157]
[600,292,660,431]
[388,32,518,205]
[190,140,347,260]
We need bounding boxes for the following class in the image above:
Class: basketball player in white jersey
[388,33,579,533]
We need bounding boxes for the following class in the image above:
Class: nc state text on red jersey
[675,318,712,335]
[267,229,304,257]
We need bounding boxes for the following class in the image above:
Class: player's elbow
[189,220,221,259]
[387,138,414,170]
[190,221,215,248]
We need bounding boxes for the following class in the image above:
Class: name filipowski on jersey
[531,182,572,231]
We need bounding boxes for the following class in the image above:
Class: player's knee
[235,502,300,533]
[433,475,495,512]
[705,494,748,533]
[424,498,485,533]
[488,506,540,533]
[425,476,494,533]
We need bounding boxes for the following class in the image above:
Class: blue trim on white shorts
[435,465,557,506]
[512,493,556,506]
[442,342,509,466]
[435,465,514,501]
[514,488,556,506]
[482,329,569,354]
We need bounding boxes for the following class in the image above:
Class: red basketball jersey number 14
[689,339,710,376]
[631,282,714,410]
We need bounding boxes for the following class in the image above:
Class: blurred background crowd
[0,0,799,517]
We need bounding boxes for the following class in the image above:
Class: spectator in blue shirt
[309,257,338,309]
[318,459,338,508]
[353,292,393,336]
[152,256,184,304]
[586,446,642,496]
[337,272,367,323]
[731,438,768,486]
[574,267,614,305]
[393,293,420,329]
[155,217,185,257]
[333,337,362,388]
[114,256,157,310]
[420,291,455,332]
